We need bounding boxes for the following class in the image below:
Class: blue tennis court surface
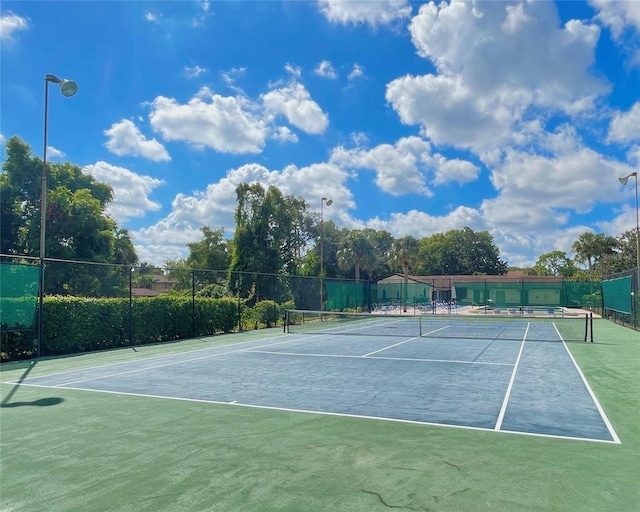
[12,326,619,443]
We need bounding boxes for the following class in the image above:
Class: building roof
[131,288,163,297]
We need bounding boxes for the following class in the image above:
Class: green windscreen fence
[371,282,432,305]
[602,275,632,314]
[452,280,601,308]
[0,262,40,330]
[323,281,433,311]
[325,281,370,310]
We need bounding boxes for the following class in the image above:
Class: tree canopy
[533,250,577,277]
[1,136,137,296]
[414,228,507,275]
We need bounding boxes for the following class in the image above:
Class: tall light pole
[618,172,640,270]
[38,74,78,356]
[320,197,333,310]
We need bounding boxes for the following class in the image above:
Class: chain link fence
[4,254,629,360]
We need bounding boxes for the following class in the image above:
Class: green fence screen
[452,280,601,308]
[602,275,632,314]
[0,262,40,330]
[325,281,369,310]
[371,282,432,305]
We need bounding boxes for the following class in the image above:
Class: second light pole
[320,197,333,310]
[618,171,639,270]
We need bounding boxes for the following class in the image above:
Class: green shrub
[241,306,259,330]
[0,331,35,361]
[253,300,280,328]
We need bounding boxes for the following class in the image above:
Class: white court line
[552,323,621,444]
[2,331,296,385]
[248,350,514,366]
[421,326,450,337]
[27,335,323,388]
[12,382,620,444]
[494,323,530,431]
[362,335,423,357]
[298,316,421,336]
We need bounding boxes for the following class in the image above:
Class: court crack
[432,488,472,503]
[361,489,427,511]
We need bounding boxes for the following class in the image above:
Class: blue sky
[1,0,639,268]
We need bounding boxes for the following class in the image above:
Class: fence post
[191,269,196,338]
[129,266,133,346]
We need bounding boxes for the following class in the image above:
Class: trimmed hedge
[1,295,239,360]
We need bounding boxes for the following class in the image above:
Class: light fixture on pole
[320,197,333,310]
[38,74,78,357]
[618,171,639,270]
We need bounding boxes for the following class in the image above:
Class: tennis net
[284,310,593,342]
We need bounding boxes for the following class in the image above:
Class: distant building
[131,275,178,297]
[376,272,567,307]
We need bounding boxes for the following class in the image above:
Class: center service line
[494,322,531,431]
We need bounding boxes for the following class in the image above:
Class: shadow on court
[1,360,37,407]
[1,360,65,408]
[0,397,64,408]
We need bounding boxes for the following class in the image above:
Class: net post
[590,312,594,342]
[584,313,588,342]
[283,310,287,333]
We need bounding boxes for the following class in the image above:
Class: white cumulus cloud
[330,136,479,196]
[47,146,65,160]
[0,12,29,41]
[149,88,269,154]
[590,0,640,39]
[607,102,640,144]
[144,11,161,23]
[315,60,338,79]
[387,0,609,154]
[318,0,412,28]
[348,63,365,80]
[104,119,171,162]
[271,126,299,143]
[262,82,329,135]
[83,161,165,223]
[184,65,207,78]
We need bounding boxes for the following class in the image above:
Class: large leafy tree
[186,226,231,271]
[229,183,314,302]
[184,226,232,295]
[0,136,137,296]
[597,229,638,274]
[163,258,195,292]
[416,227,507,275]
[533,250,577,277]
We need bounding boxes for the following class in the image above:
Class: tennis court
[1,317,638,512]
[8,312,618,443]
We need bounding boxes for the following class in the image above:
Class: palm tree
[572,231,618,277]
[336,230,378,283]
[388,236,420,311]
